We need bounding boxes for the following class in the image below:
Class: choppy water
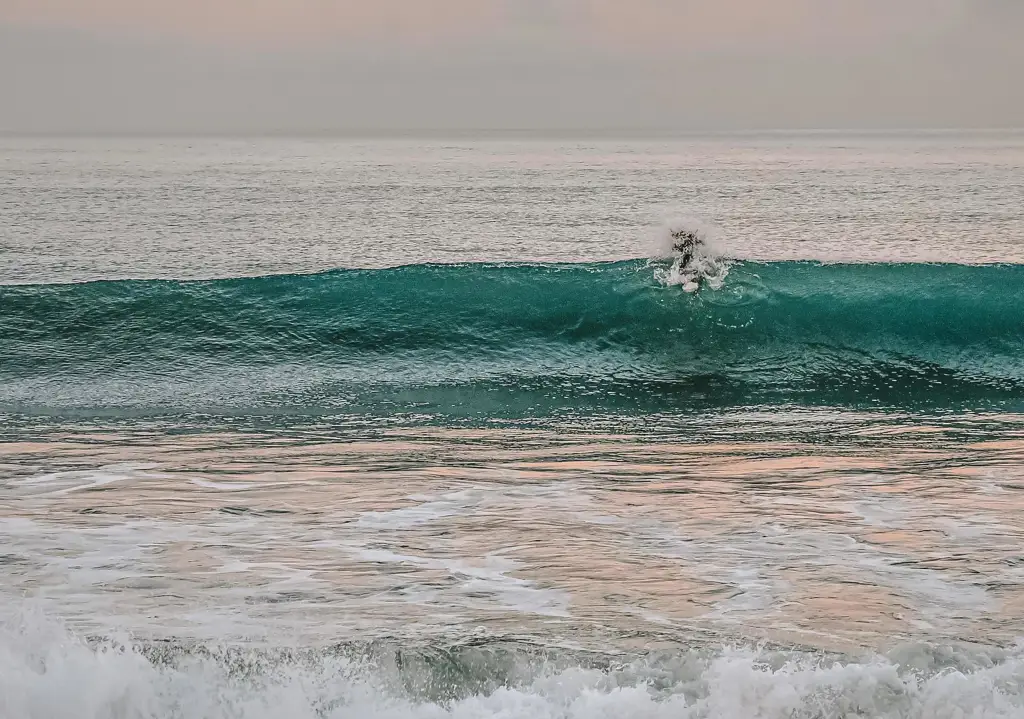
[2,133,1024,718]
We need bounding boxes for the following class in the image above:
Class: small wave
[2,612,1023,719]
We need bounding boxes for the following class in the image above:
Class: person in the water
[671,228,702,270]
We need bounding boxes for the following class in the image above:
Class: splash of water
[650,217,731,292]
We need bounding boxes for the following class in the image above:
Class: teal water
[3,261,1023,419]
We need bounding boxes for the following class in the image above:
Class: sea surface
[2,132,1024,717]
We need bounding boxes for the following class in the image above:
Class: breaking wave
[3,612,1024,719]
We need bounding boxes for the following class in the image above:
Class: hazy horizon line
[4,127,1024,140]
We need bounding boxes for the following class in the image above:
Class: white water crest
[3,610,1024,719]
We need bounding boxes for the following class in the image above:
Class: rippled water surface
[3,132,1024,284]
[4,413,1024,649]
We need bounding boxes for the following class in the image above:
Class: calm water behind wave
[3,132,1024,283]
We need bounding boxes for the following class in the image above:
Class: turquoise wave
[2,260,1022,418]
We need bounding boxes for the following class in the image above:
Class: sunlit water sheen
[2,134,1024,718]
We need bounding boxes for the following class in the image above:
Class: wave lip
[1,260,1023,418]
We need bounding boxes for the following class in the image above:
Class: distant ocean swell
[2,261,1022,417]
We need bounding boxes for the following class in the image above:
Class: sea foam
[2,610,1022,718]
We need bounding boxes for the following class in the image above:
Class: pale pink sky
[1,0,501,45]
[1,0,1020,132]
[0,0,968,49]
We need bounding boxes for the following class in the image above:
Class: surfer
[671,228,702,271]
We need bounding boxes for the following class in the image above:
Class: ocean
[2,132,1024,717]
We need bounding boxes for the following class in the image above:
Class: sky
[1,0,1021,133]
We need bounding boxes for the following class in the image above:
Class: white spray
[649,217,731,293]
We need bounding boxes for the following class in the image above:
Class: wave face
[2,261,1023,418]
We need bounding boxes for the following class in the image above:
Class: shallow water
[2,133,1024,717]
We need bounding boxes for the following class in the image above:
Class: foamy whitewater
[5,610,1024,719]
[2,133,1024,718]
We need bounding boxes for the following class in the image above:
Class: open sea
[2,132,1024,717]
